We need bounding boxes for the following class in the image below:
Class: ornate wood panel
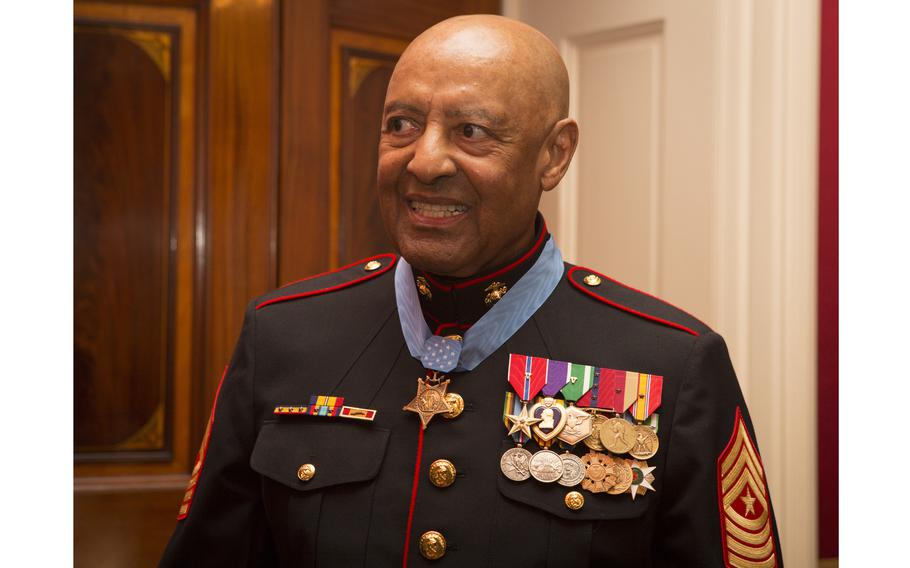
[331,30,408,266]
[74,2,196,478]
[278,0,502,283]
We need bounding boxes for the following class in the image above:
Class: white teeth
[409,201,468,218]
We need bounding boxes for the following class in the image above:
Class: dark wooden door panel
[75,27,172,455]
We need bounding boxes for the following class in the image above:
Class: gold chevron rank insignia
[717,407,778,567]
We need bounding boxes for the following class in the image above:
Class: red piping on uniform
[256,254,397,310]
[567,266,700,336]
[177,365,229,520]
[279,253,396,288]
[422,222,548,291]
[715,407,779,567]
[402,424,425,568]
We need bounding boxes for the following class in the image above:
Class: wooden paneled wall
[73,1,499,566]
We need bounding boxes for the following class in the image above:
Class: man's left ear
[538,118,579,192]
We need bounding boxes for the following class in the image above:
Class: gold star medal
[403,371,453,429]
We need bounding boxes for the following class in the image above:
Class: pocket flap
[250,420,391,492]
[496,440,651,521]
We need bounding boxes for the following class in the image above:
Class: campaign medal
[629,425,660,460]
[627,459,656,500]
[556,361,595,445]
[583,414,608,451]
[606,456,634,495]
[628,372,664,459]
[580,451,616,493]
[529,449,564,483]
[403,371,453,429]
[500,446,533,481]
[557,453,586,487]
[601,417,637,454]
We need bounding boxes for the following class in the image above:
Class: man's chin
[398,244,474,278]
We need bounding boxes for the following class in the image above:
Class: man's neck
[412,215,549,337]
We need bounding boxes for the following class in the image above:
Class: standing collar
[395,232,564,373]
[413,214,549,336]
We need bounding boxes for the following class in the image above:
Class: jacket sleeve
[655,331,783,567]
[160,302,277,567]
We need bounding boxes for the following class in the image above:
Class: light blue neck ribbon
[394,238,564,373]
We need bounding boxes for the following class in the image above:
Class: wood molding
[74,1,197,477]
[329,29,408,268]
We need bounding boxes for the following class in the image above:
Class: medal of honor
[529,449,564,483]
[403,371,454,429]
[557,453,586,487]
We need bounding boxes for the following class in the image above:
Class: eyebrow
[444,108,504,127]
[383,101,424,116]
[383,101,505,127]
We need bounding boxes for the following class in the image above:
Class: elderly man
[162,15,781,567]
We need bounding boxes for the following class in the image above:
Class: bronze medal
[557,453,586,487]
[600,416,636,455]
[499,447,533,481]
[529,449,564,483]
[557,405,594,445]
[583,414,608,451]
[629,424,659,460]
[606,456,634,495]
[580,451,616,494]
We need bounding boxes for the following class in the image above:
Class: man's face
[377,38,547,277]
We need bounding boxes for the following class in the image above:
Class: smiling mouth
[408,200,468,218]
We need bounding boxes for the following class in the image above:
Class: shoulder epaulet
[566,265,709,336]
[255,253,397,310]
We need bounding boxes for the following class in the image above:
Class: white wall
[506,1,819,565]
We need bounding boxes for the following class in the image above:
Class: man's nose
[406,126,457,184]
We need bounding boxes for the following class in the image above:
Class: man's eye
[461,124,489,140]
[388,117,417,134]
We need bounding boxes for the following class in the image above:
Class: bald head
[396,15,570,128]
[377,15,578,277]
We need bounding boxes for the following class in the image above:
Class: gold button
[565,490,585,510]
[418,530,447,560]
[566,491,585,511]
[428,459,457,488]
[297,464,316,482]
[442,392,464,419]
[583,274,602,287]
[444,334,463,342]
[363,260,382,271]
